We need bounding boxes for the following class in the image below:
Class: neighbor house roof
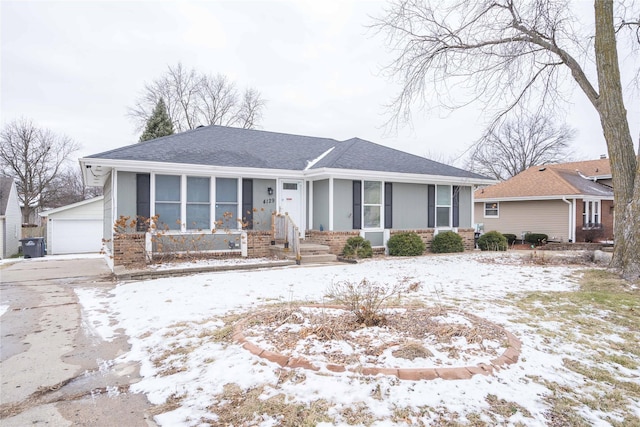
[84,125,490,181]
[475,159,614,200]
[39,196,104,217]
[0,176,15,216]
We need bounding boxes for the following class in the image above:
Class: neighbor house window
[363,181,382,228]
[215,178,238,229]
[436,185,451,227]
[186,177,210,230]
[155,175,181,230]
[484,202,499,218]
[583,200,600,228]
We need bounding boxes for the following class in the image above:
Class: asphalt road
[0,257,157,426]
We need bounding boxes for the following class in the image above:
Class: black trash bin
[20,237,45,258]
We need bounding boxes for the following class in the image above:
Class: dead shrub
[325,278,416,327]
[392,341,433,360]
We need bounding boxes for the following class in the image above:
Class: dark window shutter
[242,179,253,230]
[453,186,460,227]
[136,174,150,231]
[427,184,435,228]
[384,182,393,229]
[352,180,362,229]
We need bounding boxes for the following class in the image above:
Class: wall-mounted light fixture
[267,187,274,195]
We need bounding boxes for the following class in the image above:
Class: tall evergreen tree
[139,98,174,142]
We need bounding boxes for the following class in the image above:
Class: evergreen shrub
[431,231,464,253]
[524,233,548,245]
[502,233,518,245]
[342,236,373,259]
[477,231,508,251]
[387,232,426,256]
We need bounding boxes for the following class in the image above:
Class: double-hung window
[583,200,600,228]
[155,175,181,230]
[436,185,451,227]
[484,202,499,218]
[363,181,382,228]
[215,178,238,230]
[186,177,210,230]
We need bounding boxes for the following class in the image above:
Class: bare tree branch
[374,0,639,277]
[128,64,267,133]
[0,118,80,223]
[467,110,575,180]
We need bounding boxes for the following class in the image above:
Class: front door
[279,180,304,234]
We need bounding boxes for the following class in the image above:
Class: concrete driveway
[0,256,156,426]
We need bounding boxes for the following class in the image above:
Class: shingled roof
[0,176,15,216]
[86,125,489,180]
[475,159,613,200]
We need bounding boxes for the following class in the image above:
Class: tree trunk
[594,0,640,281]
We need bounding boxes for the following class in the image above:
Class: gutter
[562,197,574,242]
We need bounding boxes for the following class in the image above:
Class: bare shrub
[324,279,416,327]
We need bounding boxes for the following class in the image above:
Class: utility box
[20,237,45,258]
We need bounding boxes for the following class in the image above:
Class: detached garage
[40,196,104,255]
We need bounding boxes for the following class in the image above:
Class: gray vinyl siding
[103,176,113,251]
[458,186,472,228]
[392,183,429,229]
[116,171,137,221]
[251,179,277,231]
[474,199,570,241]
[333,179,353,231]
[312,179,329,230]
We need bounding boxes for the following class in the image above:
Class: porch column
[329,177,334,231]
[308,180,314,230]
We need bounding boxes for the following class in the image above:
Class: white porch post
[308,180,314,231]
[111,170,118,241]
[180,175,187,232]
[328,177,334,231]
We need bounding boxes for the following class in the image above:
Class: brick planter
[113,233,147,269]
[233,305,521,381]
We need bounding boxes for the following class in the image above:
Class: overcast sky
[1,0,638,168]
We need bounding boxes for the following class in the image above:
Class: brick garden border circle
[233,305,521,381]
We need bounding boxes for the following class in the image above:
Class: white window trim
[484,202,499,218]
[362,180,383,230]
[435,185,452,228]
[186,176,212,231]
[151,175,244,233]
[582,199,601,228]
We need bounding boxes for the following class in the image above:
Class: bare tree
[468,112,575,180]
[374,0,639,279]
[45,167,103,208]
[234,87,267,130]
[0,118,80,223]
[128,63,267,132]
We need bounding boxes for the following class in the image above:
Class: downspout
[562,197,573,243]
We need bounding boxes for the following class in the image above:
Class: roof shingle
[475,159,614,199]
[87,125,489,179]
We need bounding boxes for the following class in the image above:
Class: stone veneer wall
[306,230,361,255]
[246,230,273,258]
[113,233,147,269]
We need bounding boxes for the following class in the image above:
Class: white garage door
[50,219,103,254]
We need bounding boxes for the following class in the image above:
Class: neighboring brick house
[80,125,494,268]
[474,159,614,243]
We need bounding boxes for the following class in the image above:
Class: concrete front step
[269,242,337,264]
[298,253,338,264]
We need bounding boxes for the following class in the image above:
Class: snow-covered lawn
[77,252,640,426]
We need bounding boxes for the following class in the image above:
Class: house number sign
[263,198,275,204]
